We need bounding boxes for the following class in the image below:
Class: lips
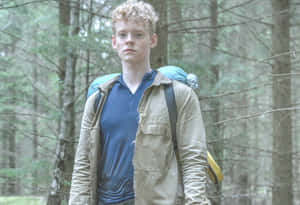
[124,49,136,52]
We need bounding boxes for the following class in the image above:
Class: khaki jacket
[69,71,211,205]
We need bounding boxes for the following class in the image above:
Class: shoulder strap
[94,91,102,113]
[164,83,222,185]
[164,83,178,153]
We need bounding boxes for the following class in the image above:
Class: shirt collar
[97,70,171,94]
[117,69,156,87]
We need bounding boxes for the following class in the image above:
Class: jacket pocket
[133,123,173,173]
[141,123,166,135]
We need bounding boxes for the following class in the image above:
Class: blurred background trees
[0,0,299,204]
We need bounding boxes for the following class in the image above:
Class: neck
[121,60,152,89]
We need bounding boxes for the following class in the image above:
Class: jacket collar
[97,70,171,93]
[152,70,171,86]
[98,74,120,94]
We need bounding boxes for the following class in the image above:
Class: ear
[150,33,157,49]
[112,35,116,49]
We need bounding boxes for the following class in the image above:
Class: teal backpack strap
[164,83,178,153]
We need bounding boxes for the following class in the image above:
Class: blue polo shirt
[98,70,156,204]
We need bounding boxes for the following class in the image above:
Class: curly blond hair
[111,0,159,34]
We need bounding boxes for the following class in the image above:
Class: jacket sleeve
[176,87,211,205]
[69,95,96,205]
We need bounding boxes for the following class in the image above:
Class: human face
[112,20,157,64]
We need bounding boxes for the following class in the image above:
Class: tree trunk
[253,95,259,205]
[8,87,17,195]
[32,26,39,195]
[209,1,223,204]
[85,0,94,98]
[271,0,293,204]
[47,0,79,204]
[7,40,18,195]
[1,120,8,195]
[0,32,19,196]
[0,105,17,196]
[57,0,71,138]
[169,0,183,60]
[236,21,252,205]
[145,0,168,68]
[237,95,251,205]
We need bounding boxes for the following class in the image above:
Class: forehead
[114,19,149,32]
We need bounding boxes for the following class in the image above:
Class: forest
[0,0,299,204]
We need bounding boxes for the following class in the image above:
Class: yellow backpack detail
[207,151,224,184]
[164,82,224,185]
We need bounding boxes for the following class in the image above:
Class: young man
[69,0,211,204]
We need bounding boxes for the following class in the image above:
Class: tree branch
[214,107,299,125]
[167,0,259,27]
[0,0,50,9]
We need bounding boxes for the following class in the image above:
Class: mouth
[124,49,136,53]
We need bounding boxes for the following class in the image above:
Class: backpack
[88,65,224,185]
[87,66,188,98]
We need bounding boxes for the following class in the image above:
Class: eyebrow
[117,29,145,33]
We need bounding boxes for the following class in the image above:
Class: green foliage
[0,196,45,205]
[0,0,298,203]
[0,168,19,178]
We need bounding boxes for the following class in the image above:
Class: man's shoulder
[172,80,198,108]
[98,74,121,92]
[172,79,193,95]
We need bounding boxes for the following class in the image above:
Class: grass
[0,196,45,205]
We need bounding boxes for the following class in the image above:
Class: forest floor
[0,196,45,205]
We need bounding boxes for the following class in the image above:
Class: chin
[123,59,138,64]
[122,56,140,63]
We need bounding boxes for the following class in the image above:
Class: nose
[125,33,134,44]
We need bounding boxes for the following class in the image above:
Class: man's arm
[69,96,96,205]
[176,86,211,205]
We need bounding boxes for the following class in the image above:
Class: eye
[134,32,144,38]
[118,32,127,38]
